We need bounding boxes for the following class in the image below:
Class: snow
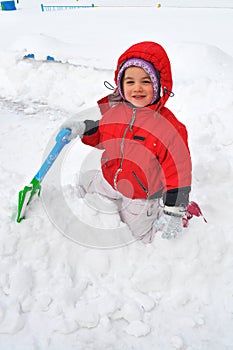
[0,0,233,349]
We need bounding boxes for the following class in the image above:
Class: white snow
[0,0,233,349]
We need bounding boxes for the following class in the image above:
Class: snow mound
[0,7,233,349]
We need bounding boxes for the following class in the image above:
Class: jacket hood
[114,41,173,109]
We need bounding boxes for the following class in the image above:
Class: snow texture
[0,0,233,349]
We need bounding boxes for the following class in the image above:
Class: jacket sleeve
[157,109,192,207]
[82,92,122,147]
[81,120,100,147]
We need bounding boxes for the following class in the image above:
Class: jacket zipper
[132,171,148,195]
[113,108,136,190]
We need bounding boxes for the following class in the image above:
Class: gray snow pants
[77,170,163,243]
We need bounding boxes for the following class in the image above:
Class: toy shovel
[16,128,71,223]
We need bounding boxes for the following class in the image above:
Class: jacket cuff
[83,120,99,136]
[163,186,191,207]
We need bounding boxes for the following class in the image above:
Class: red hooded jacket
[82,42,192,206]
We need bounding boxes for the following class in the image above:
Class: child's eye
[125,80,134,84]
[143,80,152,84]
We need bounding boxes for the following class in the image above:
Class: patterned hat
[117,58,160,104]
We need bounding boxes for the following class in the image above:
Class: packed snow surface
[0,0,233,349]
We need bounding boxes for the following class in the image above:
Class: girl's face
[122,66,154,107]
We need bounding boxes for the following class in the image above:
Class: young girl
[61,41,192,242]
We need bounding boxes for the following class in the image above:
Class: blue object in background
[24,53,35,59]
[1,1,16,10]
[23,54,61,63]
[46,56,55,61]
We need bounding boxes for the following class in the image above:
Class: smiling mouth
[132,95,146,99]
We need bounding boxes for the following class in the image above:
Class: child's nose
[134,83,143,91]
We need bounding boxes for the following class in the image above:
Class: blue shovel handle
[34,128,71,183]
